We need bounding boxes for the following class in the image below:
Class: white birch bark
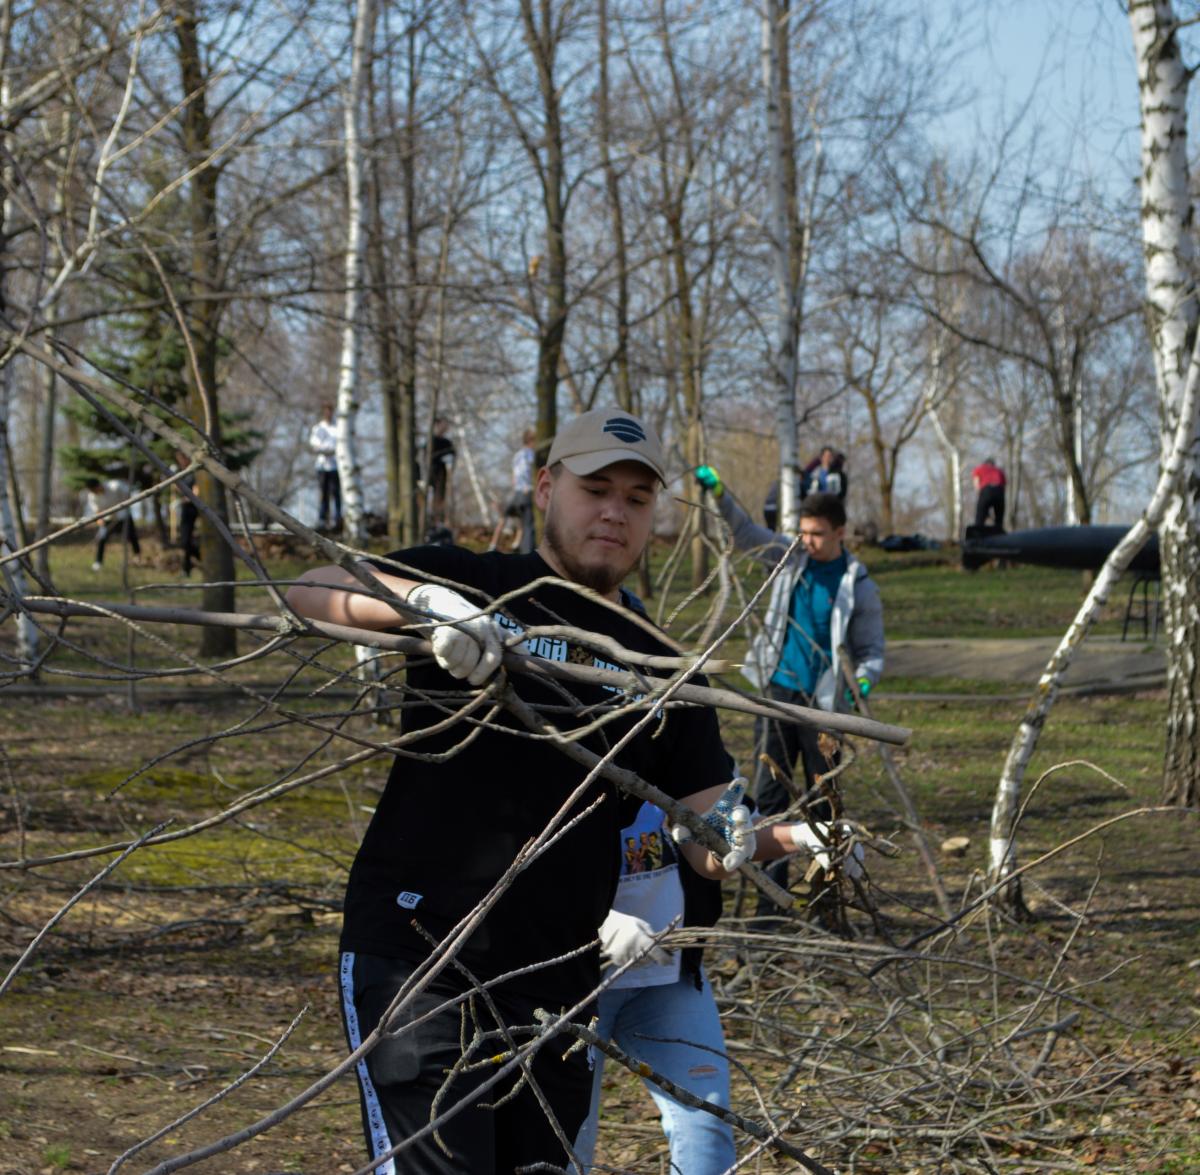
[334,0,373,545]
[0,366,37,666]
[988,320,1200,891]
[36,109,71,581]
[987,0,1200,891]
[41,0,148,308]
[0,0,36,665]
[1069,378,1085,525]
[922,339,962,536]
[35,304,56,580]
[440,386,490,525]
[1129,0,1200,804]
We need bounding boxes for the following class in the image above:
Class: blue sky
[926,0,1142,198]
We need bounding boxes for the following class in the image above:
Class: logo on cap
[603,417,646,444]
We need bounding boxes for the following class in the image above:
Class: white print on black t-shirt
[494,612,645,700]
[395,891,423,909]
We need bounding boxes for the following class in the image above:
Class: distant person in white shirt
[489,427,537,553]
[308,402,341,531]
[84,477,141,571]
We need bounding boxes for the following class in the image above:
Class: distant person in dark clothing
[762,449,849,526]
[174,451,200,576]
[972,457,1006,528]
[763,479,779,531]
[801,447,848,500]
[429,416,456,526]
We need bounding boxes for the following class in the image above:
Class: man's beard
[542,510,629,595]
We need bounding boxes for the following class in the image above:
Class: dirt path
[888,635,1164,686]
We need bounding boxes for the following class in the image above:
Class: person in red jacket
[971,457,1006,528]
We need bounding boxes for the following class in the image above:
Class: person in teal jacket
[695,466,884,919]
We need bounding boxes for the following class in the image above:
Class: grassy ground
[0,536,1196,1173]
[14,530,1139,664]
[866,548,1136,640]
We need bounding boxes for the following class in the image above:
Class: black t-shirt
[340,547,730,1002]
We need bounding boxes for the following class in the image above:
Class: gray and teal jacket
[717,492,885,711]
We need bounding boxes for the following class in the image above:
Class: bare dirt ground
[2,669,1199,1173]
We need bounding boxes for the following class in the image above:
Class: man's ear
[534,465,554,511]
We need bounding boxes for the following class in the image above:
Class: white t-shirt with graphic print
[606,801,684,990]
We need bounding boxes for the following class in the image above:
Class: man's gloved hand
[406,583,504,686]
[787,820,865,880]
[693,465,724,498]
[598,909,670,969]
[844,676,871,705]
[671,777,757,871]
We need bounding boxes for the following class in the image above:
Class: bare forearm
[285,563,420,629]
[680,821,801,880]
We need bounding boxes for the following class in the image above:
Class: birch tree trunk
[986,0,1200,903]
[598,0,650,598]
[334,0,374,546]
[35,325,56,581]
[35,111,70,582]
[1068,373,1086,524]
[0,0,37,666]
[988,322,1200,904]
[762,0,799,535]
[365,35,402,547]
[597,0,632,414]
[1129,0,1200,806]
[521,0,566,457]
[760,0,819,537]
[398,17,420,545]
[440,390,489,524]
[0,368,37,666]
[923,341,962,537]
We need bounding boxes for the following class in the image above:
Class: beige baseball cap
[547,409,666,483]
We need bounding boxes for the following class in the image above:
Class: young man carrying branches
[695,466,884,925]
[288,409,832,1174]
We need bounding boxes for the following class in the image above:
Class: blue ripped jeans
[574,969,735,1175]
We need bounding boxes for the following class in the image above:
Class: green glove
[694,465,723,497]
[845,677,871,705]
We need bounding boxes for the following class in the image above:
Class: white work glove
[598,909,671,969]
[671,778,758,872]
[787,821,865,880]
[406,583,504,686]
